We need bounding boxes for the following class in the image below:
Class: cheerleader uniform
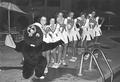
[37,24,51,43]
[82,19,91,41]
[49,24,61,43]
[57,18,68,44]
[76,17,86,39]
[44,25,53,43]
[89,18,97,39]
[65,17,76,42]
[74,17,84,40]
[72,19,80,41]
[94,17,102,37]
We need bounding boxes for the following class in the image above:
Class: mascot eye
[32,27,35,30]
[28,29,31,33]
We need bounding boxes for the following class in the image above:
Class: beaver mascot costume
[5,22,64,80]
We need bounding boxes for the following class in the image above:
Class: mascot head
[27,25,37,37]
[24,23,44,46]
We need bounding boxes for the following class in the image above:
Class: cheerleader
[74,18,81,41]
[39,19,52,43]
[48,18,61,68]
[49,18,61,43]
[81,14,92,49]
[52,12,67,68]
[89,13,97,41]
[75,13,86,48]
[94,15,104,44]
[49,18,57,66]
[65,12,75,42]
[65,12,78,62]
[39,16,50,73]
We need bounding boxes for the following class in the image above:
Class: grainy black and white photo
[0,0,120,82]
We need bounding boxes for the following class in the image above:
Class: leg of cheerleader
[89,28,95,46]
[76,29,81,47]
[72,40,77,62]
[69,32,74,62]
[57,45,62,66]
[61,30,69,65]
[44,50,50,74]
[81,40,84,48]
[51,48,56,68]
[52,48,57,63]
[46,51,50,66]
[67,32,72,55]
[62,43,68,65]
[94,30,98,44]
[44,34,51,73]
[95,27,102,44]
[52,32,63,68]
[58,31,67,65]
[84,26,92,49]
[83,36,87,50]
[81,37,84,48]
[73,32,78,57]
[78,28,83,47]
[54,32,63,68]
[52,45,62,69]
[70,31,77,62]
[86,29,92,49]
[81,29,86,48]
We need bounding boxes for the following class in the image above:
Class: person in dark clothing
[6,22,64,80]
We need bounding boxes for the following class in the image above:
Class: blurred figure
[39,16,50,74]
[65,12,78,62]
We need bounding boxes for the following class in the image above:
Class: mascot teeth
[36,33,40,37]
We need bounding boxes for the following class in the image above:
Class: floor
[0,30,120,82]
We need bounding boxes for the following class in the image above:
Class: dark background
[0,0,120,32]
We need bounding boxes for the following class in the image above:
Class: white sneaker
[51,63,57,68]
[66,54,68,56]
[69,57,77,62]
[34,75,45,80]
[40,76,45,79]
[69,58,74,62]
[44,67,48,74]
[56,63,61,68]
[62,60,67,65]
[52,63,60,69]
[73,57,77,61]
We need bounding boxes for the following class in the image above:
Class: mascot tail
[5,34,16,48]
